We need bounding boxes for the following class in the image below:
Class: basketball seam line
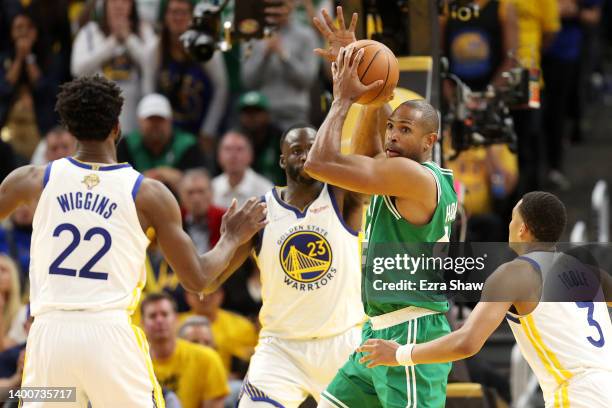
[359,47,384,82]
[364,52,391,105]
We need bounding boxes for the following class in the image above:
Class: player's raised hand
[356,339,402,368]
[221,197,267,245]
[313,6,358,61]
[332,45,383,103]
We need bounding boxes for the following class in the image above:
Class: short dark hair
[140,292,177,316]
[55,75,124,141]
[280,123,317,149]
[519,191,567,242]
[397,100,439,134]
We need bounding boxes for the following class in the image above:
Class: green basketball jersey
[361,162,458,316]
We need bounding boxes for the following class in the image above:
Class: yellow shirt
[446,145,517,215]
[179,309,258,373]
[507,0,560,69]
[152,339,229,408]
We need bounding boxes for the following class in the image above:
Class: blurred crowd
[0,0,611,407]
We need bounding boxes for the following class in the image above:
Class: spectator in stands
[446,143,519,241]
[241,0,319,129]
[0,204,33,290]
[142,292,229,408]
[179,169,225,253]
[71,0,157,133]
[212,131,273,208]
[542,0,602,190]
[180,288,258,378]
[30,126,77,165]
[0,11,65,160]
[117,93,209,192]
[155,0,228,148]
[441,0,518,92]
[179,315,215,348]
[0,304,30,379]
[0,255,21,352]
[237,91,285,185]
[509,0,560,194]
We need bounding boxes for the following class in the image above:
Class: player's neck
[149,337,176,360]
[282,180,323,210]
[74,141,118,164]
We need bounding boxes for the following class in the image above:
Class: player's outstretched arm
[305,46,435,201]
[357,262,531,368]
[136,179,266,294]
[0,165,44,220]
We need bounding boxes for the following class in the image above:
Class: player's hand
[332,45,383,103]
[221,197,267,245]
[357,339,402,368]
[313,6,357,62]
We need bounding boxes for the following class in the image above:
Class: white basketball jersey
[30,158,149,316]
[255,185,364,339]
[506,251,612,406]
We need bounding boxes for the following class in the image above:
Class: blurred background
[0,0,611,407]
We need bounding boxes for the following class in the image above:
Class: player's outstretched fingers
[348,12,358,33]
[336,6,346,30]
[321,8,336,33]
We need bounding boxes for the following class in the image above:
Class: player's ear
[279,154,286,170]
[424,132,437,152]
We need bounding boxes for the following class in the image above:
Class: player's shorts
[323,313,451,408]
[544,370,612,408]
[240,325,362,408]
[21,310,165,408]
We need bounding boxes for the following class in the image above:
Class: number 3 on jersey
[576,302,605,348]
[49,223,111,280]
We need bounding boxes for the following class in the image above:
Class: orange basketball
[352,39,399,105]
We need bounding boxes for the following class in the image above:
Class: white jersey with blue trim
[255,184,364,339]
[30,157,149,316]
[506,251,612,407]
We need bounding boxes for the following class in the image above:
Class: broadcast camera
[442,65,537,158]
[180,0,287,62]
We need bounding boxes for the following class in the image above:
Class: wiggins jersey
[255,184,364,339]
[30,158,149,316]
[507,251,612,407]
[362,161,457,317]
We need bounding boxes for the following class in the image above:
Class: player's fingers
[337,47,345,70]
[312,17,333,39]
[351,48,364,69]
[225,198,237,216]
[359,353,374,364]
[336,6,346,30]
[348,12,358,33]
[331,61,338,77]
[343,45,354,71]
[314,48,330,59]
[321,8,336,32]
[364,80,384,92]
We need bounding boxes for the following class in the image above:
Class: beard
[286,164,317,185]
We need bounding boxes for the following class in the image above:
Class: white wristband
[395,343,416,366]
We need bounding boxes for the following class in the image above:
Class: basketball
[352,39,399,105]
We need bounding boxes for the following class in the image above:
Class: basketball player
[207,123,367,408]
[358,192,612,408]
[0,76,266,407]
[304,45,458,407]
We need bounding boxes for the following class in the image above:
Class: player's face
[182,325,215,348]
[385,106,434,162]
[142,300,177,341]
[280,128,317,185]
[509,200,527,246]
